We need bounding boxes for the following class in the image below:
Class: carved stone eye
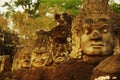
[103,28,108,33]
[100,25,109,33]
[85,18,94,24]
[83,24,92,34]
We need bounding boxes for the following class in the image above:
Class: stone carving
[53,0,120,80]
[12,52,31,71]
[91,54,120,80]
[70,0,120,59]
[1,0,120,80]
[70,13,116,60]
[30,13,73,68]
[11,45,33,71]
[50,21,72,63]
[0,55,12,73]
[30,47,53,68]
[30,30,53,68]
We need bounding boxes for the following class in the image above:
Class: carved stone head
[70,0,120,59]
[30,47,53,68]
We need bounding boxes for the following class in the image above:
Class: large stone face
[70,0,120,59]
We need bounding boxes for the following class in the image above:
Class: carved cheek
[102,33,113,44]
[81,34,90,42]
[81,34,91,47]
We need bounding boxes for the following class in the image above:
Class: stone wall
[0,55,12,73]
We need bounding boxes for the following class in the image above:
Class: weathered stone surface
[11,66,55,80]
[94,54,120,73]
[30,47,53,68]
[30,13,73,68]
[91,54,120,80]
[0,55,12,73]
[12,68,44,80]
[0,71,12,80]
[50,23,72,63]
[82,55,110,64]
[12,51,31,71]
[52,60,97,80]
[50,13,73,64]
[0,56,4,73]
[70,0,120,59]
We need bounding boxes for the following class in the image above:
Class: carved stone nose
[92,31,101,39]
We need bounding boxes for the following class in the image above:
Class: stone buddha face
[80,14,114,56]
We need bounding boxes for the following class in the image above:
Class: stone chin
[82,47,113,56]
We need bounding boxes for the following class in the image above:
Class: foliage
[36,0,82,31]
[40,0,83,15]
[2,0,40,17]
[11,11,39,44]
[110,3,120,14]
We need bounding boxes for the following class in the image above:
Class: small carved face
[19,54,31,69]
[31,53,49,67]
[30,47,50,68]
[80,14,114,56]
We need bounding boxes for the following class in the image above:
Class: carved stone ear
[113,35,120,55]
[69,34,82,59]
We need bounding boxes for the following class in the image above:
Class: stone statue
[30,30,53,68]
[70,0,120,59]
[30,47,53,68]
[52,0,120,80]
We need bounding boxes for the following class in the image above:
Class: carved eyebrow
[100,24,110,29]
[99,24,110,31]
[85,18,94,24]
[97,18,108,22]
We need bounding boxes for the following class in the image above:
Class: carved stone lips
[91,44,103,46]
[91,44,104,48]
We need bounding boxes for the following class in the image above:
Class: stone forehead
[82,13,111,22]
[73,11,120,27]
